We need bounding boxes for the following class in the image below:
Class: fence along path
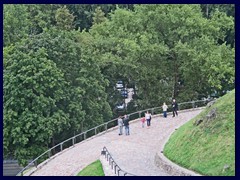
[29,108,203,176]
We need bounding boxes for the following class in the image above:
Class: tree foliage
[90,4,234,106]
[3,4,30,46]
[55,5,75,30]
[4,45,68,165]
[66,4,134,30]
[92,7,107,25]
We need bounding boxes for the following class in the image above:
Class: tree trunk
[51,137,55,154]
[81,121,84,133]
[206,4,209,18]
[172,53,179,99]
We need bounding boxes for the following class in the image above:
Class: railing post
[105,123,108,131]
[139,112,141,118]
[48,150,51,158]
[72,137,75,146]
[95,127,97,135]
[60,143,63,151]
[114,165,117,174]
[178,104,180,111]
[84,133,86,140]
[192,101,195,108]
[34,160,38,167]
[151,108,154,115]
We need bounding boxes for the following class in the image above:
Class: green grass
[164,89,235,176]
[77,160,105,176]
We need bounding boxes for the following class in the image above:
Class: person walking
[162,102,168,118]
[141,116,146,128]
[118,116,123,135]
[145,111,152,128]
[123,114,130,135]
[172,99,178,117]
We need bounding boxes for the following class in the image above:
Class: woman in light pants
[118,116,123,135]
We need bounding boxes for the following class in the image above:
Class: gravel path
[31,109,202,176]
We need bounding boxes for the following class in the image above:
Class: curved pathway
[31,109,202,176]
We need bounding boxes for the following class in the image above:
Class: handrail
[101,146,136,176]
[16,99,209,176]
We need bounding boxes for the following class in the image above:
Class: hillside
[164,89,235,176]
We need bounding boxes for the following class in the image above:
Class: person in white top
[145,111,152,128]
[162,102,168,118]
[118,116,123,135]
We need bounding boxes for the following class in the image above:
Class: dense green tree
[26,4,61,35]
[200,4,235,47]
[4,45,68,165]
[4,4,62,46]
[92,7,107,25]
[55,5,75,30]
[200,4,235,18]
[135,5,234,102]
[3,4,30,46]
[90,4,234,108]
[3,27,112,164]
[66,4,134,31]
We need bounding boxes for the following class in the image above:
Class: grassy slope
[164,89,235,176]
[77,160,105,176]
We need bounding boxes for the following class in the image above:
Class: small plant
[77,160,105,176]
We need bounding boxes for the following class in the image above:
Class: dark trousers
[125,125,130,135]
[163,111,167,118]
[172,109,178,117]
[147,119,151,126]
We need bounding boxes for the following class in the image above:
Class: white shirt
[118,118,123,126]
[145,113,151,120]
[162,104,168,111]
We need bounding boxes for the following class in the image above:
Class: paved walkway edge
[99,155,116,176]
[154,153,201,176]
[154,108,203,176]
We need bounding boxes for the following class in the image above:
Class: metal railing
[16,99,209,176]
[101,146,136,176]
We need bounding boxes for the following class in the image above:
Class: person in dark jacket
[123,114,130,135]
[172,99,178,117]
